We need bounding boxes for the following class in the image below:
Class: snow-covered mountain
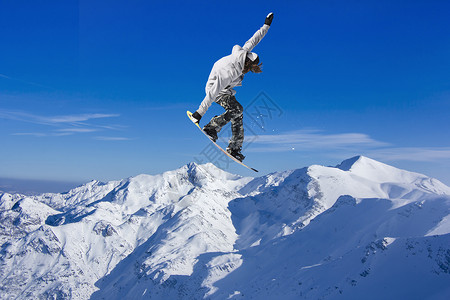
[1,156,449,299]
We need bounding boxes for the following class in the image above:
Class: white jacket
[197,24,270,116]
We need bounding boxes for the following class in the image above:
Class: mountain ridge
[1,156,449,299]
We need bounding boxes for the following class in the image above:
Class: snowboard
[187,111,258,172]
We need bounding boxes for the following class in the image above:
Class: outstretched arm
[242,12,274,52]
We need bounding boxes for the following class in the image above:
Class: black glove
[265,12,274,26]
[192,111,202,124]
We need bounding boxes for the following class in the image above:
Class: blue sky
[1,0,449,189]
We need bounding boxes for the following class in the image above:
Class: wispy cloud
[47,113,120,124]
[94,136,132,141]
[246,129,389,152]
[56,128,99,133]
[0,73,51,88]
[0,110,44,124]
[243,129,450,163]
[1,109,128,140]
[11,132,48,137]
[11,132,74,137]
[0,110,119,126]
[367,147,450,162]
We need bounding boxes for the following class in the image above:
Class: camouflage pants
[204,94,244,151]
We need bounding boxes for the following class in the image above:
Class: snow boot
[227,148,245,162]
[203,126,218,142]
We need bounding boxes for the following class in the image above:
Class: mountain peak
[180,162,247,183]
[335,155,401,174]
[334,155,387,171]
[334,155,433,185]
[335,155,364,171]
[183,161,221,174]
[185,161,200,170]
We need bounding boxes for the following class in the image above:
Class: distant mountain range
[0,177,82,195]
[1,156,449,299]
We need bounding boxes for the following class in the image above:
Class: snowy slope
[1,156,449,299]
[0,163,250,299]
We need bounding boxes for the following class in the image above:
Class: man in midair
[191,12,274,161]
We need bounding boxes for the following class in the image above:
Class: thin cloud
[11,132,48,137]
[0,110,45,124]
[0,73,51,88]
[243,129,450,164]
[245,129,389,152]
[0,110,119,125]
[47,113,120,124]
[0,74,12,79]
[367,147,450,162]
[12,131,86,137]
[1,109,124,139]
[94,136,132,141]
[56,128,99,133]
[96,124,128,131]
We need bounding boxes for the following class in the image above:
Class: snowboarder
[190,12,274,162]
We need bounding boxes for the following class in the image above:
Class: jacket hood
[232,45,250,73]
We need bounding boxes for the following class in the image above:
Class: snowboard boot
[227,147,245,162]
[203,126,218,142]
